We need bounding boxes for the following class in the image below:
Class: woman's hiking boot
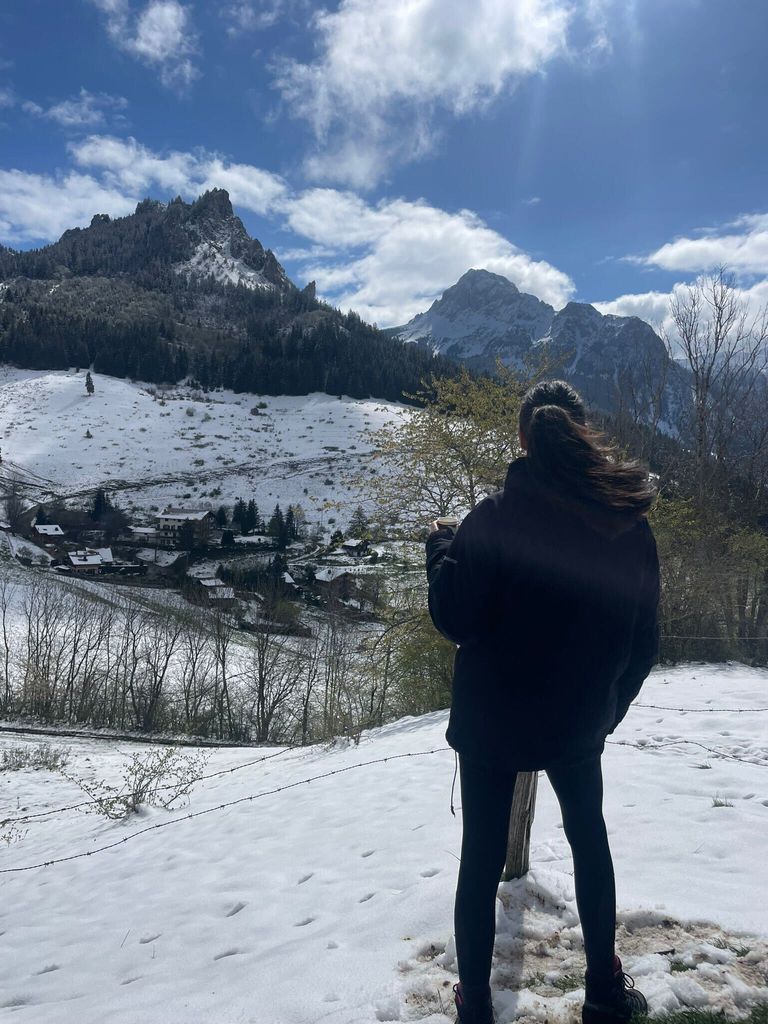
[583,955,648,1024]
[453,982,496,1024]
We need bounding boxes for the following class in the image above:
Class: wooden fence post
[503,770,538,880]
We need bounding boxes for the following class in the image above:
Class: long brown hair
[519,380,656,516]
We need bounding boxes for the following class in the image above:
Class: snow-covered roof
[158,509,213,522]
[282,572,296,585]
[341,538,366,548]
[135,548,180,567]
[315,567,361,583]
[209,587,236,600]
[69,551,102,567]
[34,524,64,536]
[92,547,113,563]
[198,578,224,588]
[130,526,157,535]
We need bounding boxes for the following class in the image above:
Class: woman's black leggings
[455,753,616,991]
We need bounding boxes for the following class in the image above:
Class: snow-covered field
[0,367,406,525]
[1,664,767,1023]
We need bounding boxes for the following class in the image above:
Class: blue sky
[1,0,767,328]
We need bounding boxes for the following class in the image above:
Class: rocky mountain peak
[394,267,554,364]
[0,190,291,294]
[190,188,234,223]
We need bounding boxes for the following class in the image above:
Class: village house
[34,524,65,541]
[66,547,114,574]
[192,577,237,610]
[156,509,215,548]
[340,537,369,557]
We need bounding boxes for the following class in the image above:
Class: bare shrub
[0,744,70,772]
[64,747,208,820]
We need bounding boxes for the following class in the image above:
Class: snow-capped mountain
[395,268,555,362]
[392,269,691,428]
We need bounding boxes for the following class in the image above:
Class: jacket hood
[503,457,642,541]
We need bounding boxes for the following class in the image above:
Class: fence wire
[2,733,767,875]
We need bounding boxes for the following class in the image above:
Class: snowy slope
[1,664,767,1023]
[0,367,408,526]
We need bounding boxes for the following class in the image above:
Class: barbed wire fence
[2,725,767,875]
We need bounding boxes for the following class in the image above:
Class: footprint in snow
[226,902,246,917]
[214,948,243,960]
[121,976,142,986]
[361,850,375,858]
[34,964,60,975]
[139,933,162,944]
[298,873,314,884]
[295,917,316,927]
[359,893,376,903]
[420,868,440,878]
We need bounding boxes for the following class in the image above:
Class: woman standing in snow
[425,379,660,1024]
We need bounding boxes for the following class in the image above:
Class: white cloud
[89,0,199,90]
[273,0,575,187]
[593,288,673,328]
[0,87,14,108]
[0,169,137,244]
[70,135,287,214]
[285,189,575,325]
[21,88,128,128]
[220,1,285,35]
[5,135,574,328]
[637,212,768,276]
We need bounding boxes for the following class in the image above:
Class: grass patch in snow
[0,744,70,772]
[639,1007,768,1024]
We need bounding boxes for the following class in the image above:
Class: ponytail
[520,381,655,517]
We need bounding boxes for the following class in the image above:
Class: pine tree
[92,488,109,520]
[267,504,285,547]
[244,498,258,534]
[215,506,228,528]
[85,371,95,396]
[285,506,296,543]
[349,505,369,539]
[232,498,247,532]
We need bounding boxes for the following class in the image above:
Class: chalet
[156,509,215,548]
[193,577,237,609]
[34,524,65,540]
[341,538,369,556]
[67,547,114,573]
[68,550,103,574]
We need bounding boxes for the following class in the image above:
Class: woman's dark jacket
[425,456,660,772]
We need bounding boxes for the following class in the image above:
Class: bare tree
[0,577,15,713]
[665,268,768,509]
[243,624,303,743]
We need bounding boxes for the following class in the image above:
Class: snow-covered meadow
[0,367,407,525]
[1,664,767,1023]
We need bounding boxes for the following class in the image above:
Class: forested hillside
[0,190,458,401]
